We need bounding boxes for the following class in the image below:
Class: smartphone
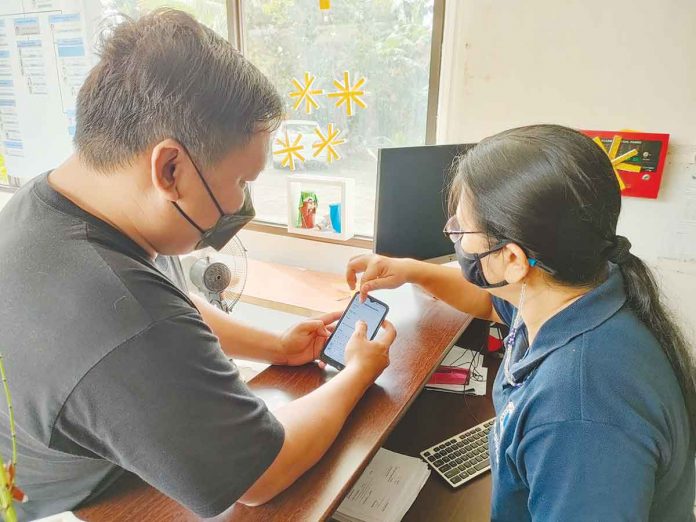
[320,293,390,370]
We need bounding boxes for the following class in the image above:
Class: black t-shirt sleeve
[50,312,284,517]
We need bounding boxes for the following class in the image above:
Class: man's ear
[502,243,531,284]
[150,139,186,202]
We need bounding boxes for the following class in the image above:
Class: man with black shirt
[0,9,395,520]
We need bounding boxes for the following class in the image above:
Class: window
[104,1,227,38]
[0,1,440,241]
[243,0,437,236]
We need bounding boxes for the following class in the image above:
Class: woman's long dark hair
[449,124,696,434]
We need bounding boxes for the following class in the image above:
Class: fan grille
[203,262,232,293]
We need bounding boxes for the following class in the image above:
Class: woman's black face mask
[454,240,510,289]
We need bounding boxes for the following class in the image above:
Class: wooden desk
[77,284,473,522]
[385,355,501,522]
[237,258,354,316]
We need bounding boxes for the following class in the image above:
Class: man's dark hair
[74,8,283,171]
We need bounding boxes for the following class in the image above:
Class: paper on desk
[426,346,488,396]
[334,448,430,522]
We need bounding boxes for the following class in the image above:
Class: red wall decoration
[582,130,670,199]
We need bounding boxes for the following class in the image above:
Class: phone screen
[322,294,388,369]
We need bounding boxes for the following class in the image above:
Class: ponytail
[619,253,696,437]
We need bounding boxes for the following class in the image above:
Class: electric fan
[188,237,248,312]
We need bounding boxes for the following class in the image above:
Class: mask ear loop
[529,257,557,275]
[503,281,528,387]
[474,255,507,289]
[172,202,205,234]
[178,142,225,217]
[476,240,511,288]
[171,142,226,236]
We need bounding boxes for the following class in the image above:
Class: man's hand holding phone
[240,298,396,507]
[343,319,396,381]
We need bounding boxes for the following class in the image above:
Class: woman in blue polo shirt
[346,124,695,521]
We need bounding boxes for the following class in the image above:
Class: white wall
[437,0,696,346]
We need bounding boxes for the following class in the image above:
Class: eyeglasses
[442,216,483,244]
[443,215,557,275]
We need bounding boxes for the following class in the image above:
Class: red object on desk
[487,323,505,352]
[488,334,504,352]
[429,366,470,385]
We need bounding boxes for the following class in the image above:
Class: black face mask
[454,240,510,289]
[171,149,255,251]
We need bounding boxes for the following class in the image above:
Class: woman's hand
[345,254,414,301]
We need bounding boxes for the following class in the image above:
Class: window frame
[232,0,446,245]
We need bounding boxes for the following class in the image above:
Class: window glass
[244,0,435,235]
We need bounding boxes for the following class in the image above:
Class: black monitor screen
[374,143,475,260]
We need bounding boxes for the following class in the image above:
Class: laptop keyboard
[420,417,495,487]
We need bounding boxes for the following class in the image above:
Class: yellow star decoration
[289,72,324,115]
[328,71,367,117]
[312,123,345,163]
[273,131,305,171]
[592,135,641,191]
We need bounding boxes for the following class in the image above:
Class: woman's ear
[150,139,184,202]
[502,243,531,284]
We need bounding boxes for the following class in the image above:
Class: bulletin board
[0,0,100,188]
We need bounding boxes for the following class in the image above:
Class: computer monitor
[374,143,475,262]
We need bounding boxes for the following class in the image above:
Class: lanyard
[503,285,530,388]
